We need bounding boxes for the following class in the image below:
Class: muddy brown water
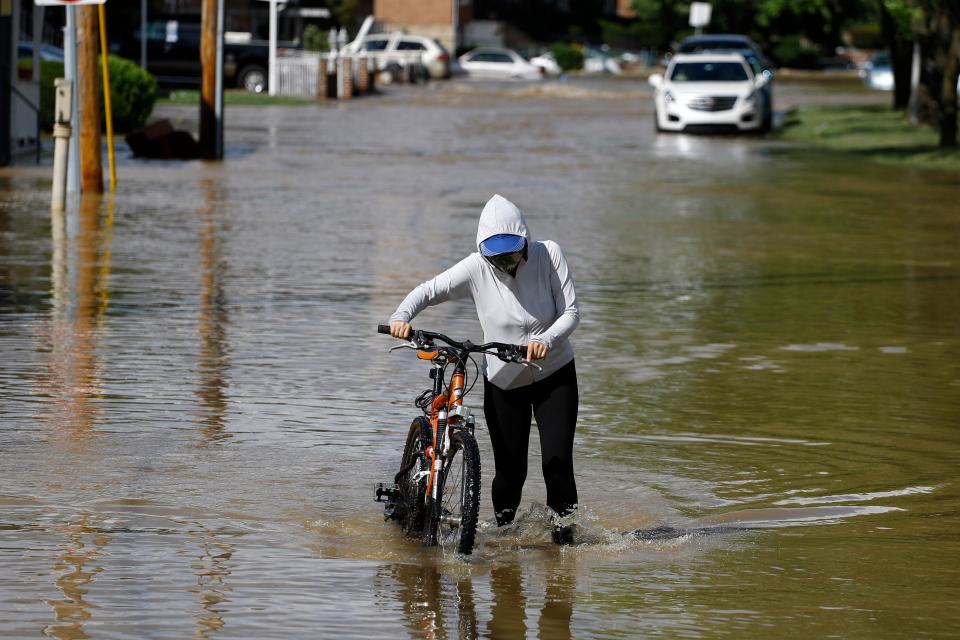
[1,77,958,638]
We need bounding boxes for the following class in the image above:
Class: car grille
[686,96,738,111]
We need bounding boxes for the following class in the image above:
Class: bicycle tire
[432,429,481,555]
[397,417,431,536]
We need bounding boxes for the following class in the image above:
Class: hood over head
[476,194,530,252]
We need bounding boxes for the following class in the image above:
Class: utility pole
[77,5,103,194]
[200,0,223,160]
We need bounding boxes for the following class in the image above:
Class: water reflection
[43,513,112,640]
[190,526,234,638]
[194,178,231,443]
[36,196,114,440]
[488,564,528,639]
[379,559,576,639]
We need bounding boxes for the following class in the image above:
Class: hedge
[551,43,584,72]
[25,55,157,133]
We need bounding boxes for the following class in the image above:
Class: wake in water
[473,503,732,554]
[469,500,904,556]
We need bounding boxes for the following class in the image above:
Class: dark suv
[112,19,293,92]
[676,34,772,69]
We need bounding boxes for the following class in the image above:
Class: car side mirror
[648,73,663,88]
[756,69,772,86]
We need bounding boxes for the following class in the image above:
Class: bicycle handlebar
[377,324,527,359]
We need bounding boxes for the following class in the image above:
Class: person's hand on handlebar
[390,320,412,340]
[525,340,549,362]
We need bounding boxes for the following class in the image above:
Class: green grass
[780,105,960,172]
[157,89,314,106]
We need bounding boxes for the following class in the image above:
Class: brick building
[373,0,473,52]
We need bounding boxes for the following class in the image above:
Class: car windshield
[670,61,749,82]
[469,51,514,64]
[363,39,389,52]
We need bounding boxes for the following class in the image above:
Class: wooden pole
[199,0,220,160]
[77,6,103,194]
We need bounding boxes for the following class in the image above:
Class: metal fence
[277,52,322,98]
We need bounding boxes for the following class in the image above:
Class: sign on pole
[689,2,712,28]
[255,0,280,95]
[34,0,106,5]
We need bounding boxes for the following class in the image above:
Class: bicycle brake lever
[522,361,543,372]
[388,343,418,353]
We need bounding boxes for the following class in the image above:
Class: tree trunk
[940,28,959,147]
[881,1,913,109]
[911,2,960,148]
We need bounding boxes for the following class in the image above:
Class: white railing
[277,52,322,98]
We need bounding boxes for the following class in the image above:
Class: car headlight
[663,89,675,104]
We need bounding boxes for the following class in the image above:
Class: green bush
[770,36,822,69]
[32,55,157,133]
[303,24,329,52]
[102,55,158,132]
[551,42,584,71]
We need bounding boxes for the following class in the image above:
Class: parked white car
[457,48,542,80]
[529,51,562,76]
[648,53,771,133]
[859,51,894,91]
[344,33,450,79]
[583,46,622,74]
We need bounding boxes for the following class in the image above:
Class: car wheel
[239,65,267,93]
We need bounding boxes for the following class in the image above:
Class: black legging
[483,360,578,526]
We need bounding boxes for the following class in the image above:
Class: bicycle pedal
[374,482,401,503]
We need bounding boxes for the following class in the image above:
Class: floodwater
[1,77,958,638]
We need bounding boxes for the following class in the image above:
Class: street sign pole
[689,2,712,36]
[35,0,108,194]
[214,0,224,158]
[64,5,79,194]
[268,0,278,96]
[140,0,147,69]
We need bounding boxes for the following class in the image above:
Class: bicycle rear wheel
[434,429,481,555]
[397,417,431,536]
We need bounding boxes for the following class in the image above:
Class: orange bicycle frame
[424,356,467,499]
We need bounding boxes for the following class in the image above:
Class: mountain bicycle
[374,325,535,555]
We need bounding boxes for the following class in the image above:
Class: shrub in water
[551,43,584,72]
[35,55,157,133]
[106,55,158,132]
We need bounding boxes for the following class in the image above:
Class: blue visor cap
[480,234,526,256]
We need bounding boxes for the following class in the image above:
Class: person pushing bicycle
[389,194,581,544]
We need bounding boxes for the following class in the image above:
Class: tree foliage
[630,0,877,53]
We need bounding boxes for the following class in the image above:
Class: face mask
[486,251,524,274]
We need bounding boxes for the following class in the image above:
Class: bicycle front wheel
[398,417,432,536]
[435,429,481,555]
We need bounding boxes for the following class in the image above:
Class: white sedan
[457,48,542,81]
[649,53,771,133]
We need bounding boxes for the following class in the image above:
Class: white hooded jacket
[390,195,579,389]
